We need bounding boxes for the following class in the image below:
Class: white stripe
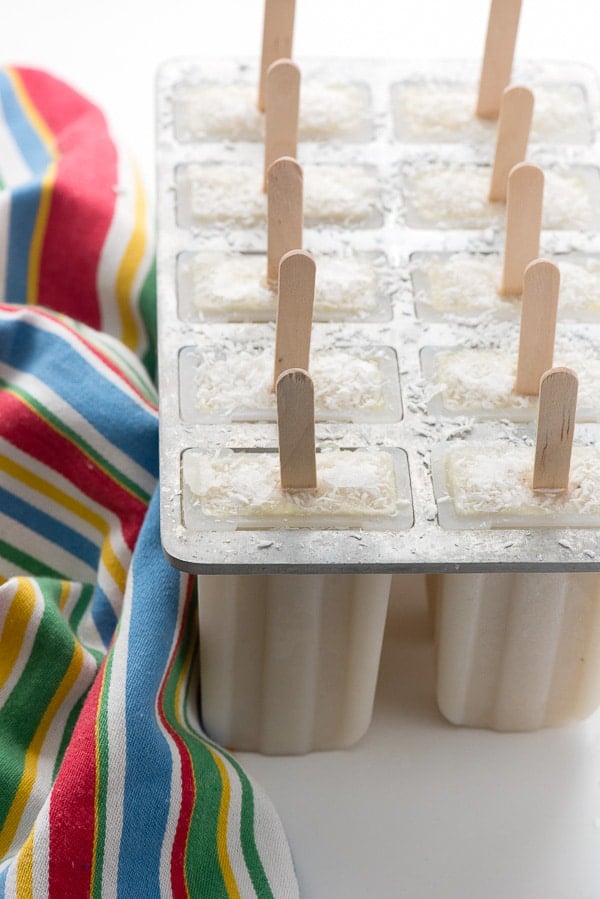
[59,581,84,622]
[98,580,131,899]
[0,510,97,585]
[247,778,300,898]
[0,108,33,185]
[0,190,12,301]
[1,857,17,898]
[95,143,153,359]
[75,604,107,657]
[31,798,50,899]
[218,753,258,899]
[0,578,18,635]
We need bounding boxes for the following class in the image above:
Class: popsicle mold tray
[156,58,600,573]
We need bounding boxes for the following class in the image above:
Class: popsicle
[176,161,382,229]
[186,374,406,753]
[404,162,594,231]
[412,253,600,321]
[432,369,600,731]
[178,251,387,322]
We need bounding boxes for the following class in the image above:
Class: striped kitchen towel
[0,69,298,898]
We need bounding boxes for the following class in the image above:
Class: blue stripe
[0,69,53,175]
[91,584,119,648]
[0,484,98,571]
[0,861,9,894]
[117,492,181,893]
[0,315,158,476]
[4,181,40,302]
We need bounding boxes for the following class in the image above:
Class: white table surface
[4,3,600,896]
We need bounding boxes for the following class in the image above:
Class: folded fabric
[0,66,156,377]
[0,69,298,898]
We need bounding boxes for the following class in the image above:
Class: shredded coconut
[446,445,600,517]
[406,163,595,229]
[188,252,380,318]
[176,80,372,141]
[192,346,386,415]
[395,83,590,142]
[182,163,381,227]
[432,348,600,413]
[185,449,400,521]
[420,253,600,317]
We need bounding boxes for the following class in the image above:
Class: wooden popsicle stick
[263,59,300,191]
[489,85,534,202]
[515,259,560,395]
[476,0,522,119]
[276,368,317,491]
[532,367,578,492]
[500,162,544,296]
[274,250,316,387]
[258,0,296,112]
[267,156,303,289]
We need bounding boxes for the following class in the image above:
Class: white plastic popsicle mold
[156,57,600,574]
[157,57,600,748]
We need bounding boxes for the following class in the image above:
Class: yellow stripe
[7,69,58,156]
[15,827,35,899]
[7,69,60,308]
[0,451,106,534]
[210,751,242,899]
[0,579,37,691]
[0,452,128,593]
[100,540,127,595]
[0,640,85,857]
[26,160,58,304]
[58,580,72,612]
[115,160,147,351]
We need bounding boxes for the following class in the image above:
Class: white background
[3,0,600,188]
[4,3,600,897]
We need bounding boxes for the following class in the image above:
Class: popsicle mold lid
[157,57,600,573]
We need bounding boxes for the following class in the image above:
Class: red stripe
[15,68,118,328]
[157,581,196,897]
[1,391,146,552]
[48,665,102,899]
[15,68,101,137]
[0,304,157,413]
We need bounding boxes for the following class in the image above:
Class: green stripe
[139,258,157,384]
[0,538,64,579]
[0,581,76,825]
[0,377,151,505]
[227,757,275,899]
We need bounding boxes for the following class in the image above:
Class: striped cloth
[0,69,298,898]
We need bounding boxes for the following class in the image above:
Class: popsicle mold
[174,78,373,143]
[432,572,600,731]
[197,572,392,753]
